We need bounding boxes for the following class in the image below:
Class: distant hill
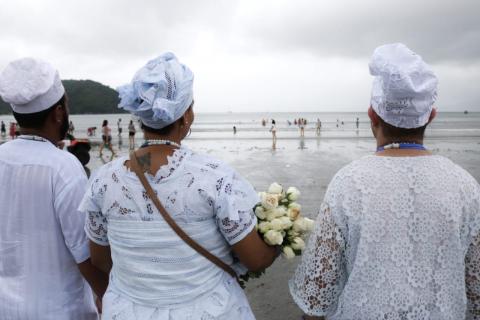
[0,79,125,114]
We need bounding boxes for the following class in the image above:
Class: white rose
[270,218,283,231]
[268,182,283,194]
[274,206,288,218]
[279,216,293,230]
[255,206,267,220]
[287,229,300,238]
[264,230,284,246]
[265,209,277,221]
[258,221,271,234]
[291,237,306,251]
[293,217,308,232]
[304,217,315,231]
[287,203,301,220]
[287,187,301,201]
[282,246,296,259]
[261,193,279,210]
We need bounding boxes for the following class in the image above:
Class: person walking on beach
[315,118,321,136]
[68,119,75,135]
[99,119,115,159]
[128,119,136,150]
[117,118,122,136]
[355,117,359,129]
[0,58,107,319]
[80,52,278,320]
[0,120,5,138]
[299,118,305,137]
[290,43,480,320]
[9,122,16,139]
[270,119,277,148]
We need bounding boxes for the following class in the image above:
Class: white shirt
[0,136,97,320]
[290,155,480,320]
[79,147,258,319]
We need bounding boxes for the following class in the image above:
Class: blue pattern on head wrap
[117,52,194,129]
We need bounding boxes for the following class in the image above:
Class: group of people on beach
[0,43,479,320]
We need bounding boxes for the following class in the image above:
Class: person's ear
[427,108,437,124]
[368,106,380,127]
[50,105,64,124]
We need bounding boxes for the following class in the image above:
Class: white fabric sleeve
[78,175,109,246]
[55,174,91,263]
[466,233,480,320]
[465,181,480,319]
[214,169,259,245]
[289,173,347,317]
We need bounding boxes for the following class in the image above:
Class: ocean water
[2,111,479,141]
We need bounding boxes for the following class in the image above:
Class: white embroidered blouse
[290,155,480,320]
[79,146,259,319]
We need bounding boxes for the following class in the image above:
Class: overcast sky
[1,0,479,112]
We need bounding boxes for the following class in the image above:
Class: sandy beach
[83,133,480,320]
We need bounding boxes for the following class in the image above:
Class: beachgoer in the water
[0,121,5,138]
[117,118,122,136]
[68,120,75,135]
[99,119,115,159]
[128,119,136,150]
[316,118,321,136]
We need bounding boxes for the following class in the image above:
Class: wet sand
[88,135,480,320]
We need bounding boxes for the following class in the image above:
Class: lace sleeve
[289,203,346,317]
[466,232,480,319]
[214,170,259,245]
[78,174,109,246]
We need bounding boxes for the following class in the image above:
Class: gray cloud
[238,0,480,64]
[0,0,478,112]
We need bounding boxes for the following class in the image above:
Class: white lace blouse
[290,155,480,320]
[79,147,259,319]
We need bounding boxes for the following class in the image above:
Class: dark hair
[141,122,175,135]
[379,117,427,141]
[13,95,66,129]
[102,120,108,127]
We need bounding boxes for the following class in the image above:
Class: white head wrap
[0,58,65,114]
[117,52,194,129]
[369,43,438,129]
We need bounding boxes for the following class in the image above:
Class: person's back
[81,53,277,320]
[290,43,480,319]
[290,154,480,319]
[0,138,97,319]
[0,57,106,319]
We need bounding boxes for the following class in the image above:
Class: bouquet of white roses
[255,182,315,258]
[239,182,314,287]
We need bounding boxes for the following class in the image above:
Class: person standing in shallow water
[0,57,107,319]
[0,121,5,138]
[99,119,115,159]
[290,43,480,320]
[128,119,136,150]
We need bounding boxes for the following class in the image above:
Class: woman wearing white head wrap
[79,53,278,320]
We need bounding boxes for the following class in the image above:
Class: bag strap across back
[129,151,238,280]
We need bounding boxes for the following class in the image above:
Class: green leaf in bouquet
[238,270,267,289]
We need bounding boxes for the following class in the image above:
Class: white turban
[117,52,194,129]
[369,43,438,129]
[0,58,65,114]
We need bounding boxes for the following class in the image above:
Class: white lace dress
[79,147,259,320]
[290,155,480,320]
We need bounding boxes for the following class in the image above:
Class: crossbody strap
[129,151,238,280]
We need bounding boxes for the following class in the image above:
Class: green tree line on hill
[0,79,125,114]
